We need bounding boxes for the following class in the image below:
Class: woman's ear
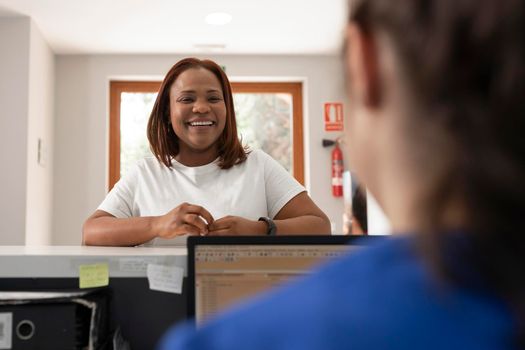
[346,24,381,108]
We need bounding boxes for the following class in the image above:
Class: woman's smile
[185,119,217,130]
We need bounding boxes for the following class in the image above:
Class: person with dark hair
[158,0,525,348]
[351,183,367,234]
[83,58,330,246]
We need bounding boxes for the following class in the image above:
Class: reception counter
[0,246,188,350]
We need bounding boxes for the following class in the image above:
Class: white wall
[53,54,347,244]
[367,192,391,235]
[0,17,54,245]
[0,17,30,245]
[25,21,55,245]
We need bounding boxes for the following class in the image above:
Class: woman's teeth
[189,121,214,126]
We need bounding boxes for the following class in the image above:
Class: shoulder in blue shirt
[159,236,515,350]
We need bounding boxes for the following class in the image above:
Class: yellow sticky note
[79,263,109,288]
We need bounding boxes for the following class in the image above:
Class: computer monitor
[187,235,375,324]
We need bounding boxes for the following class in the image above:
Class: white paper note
[119,258,156,272]
[146,264,183,294]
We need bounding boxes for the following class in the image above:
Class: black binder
[0,288,109,350]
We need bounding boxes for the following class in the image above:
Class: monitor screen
[188,236,368,324]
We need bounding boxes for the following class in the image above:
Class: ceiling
[0,0,348,55]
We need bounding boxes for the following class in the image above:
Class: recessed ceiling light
[205,12,232,26]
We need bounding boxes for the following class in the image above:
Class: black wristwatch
[258,217,277,236]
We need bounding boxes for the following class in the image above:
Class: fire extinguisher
[331,141,344,197]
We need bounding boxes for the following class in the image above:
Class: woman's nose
[193,100,210,114]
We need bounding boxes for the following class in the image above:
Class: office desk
[0,246,188,350]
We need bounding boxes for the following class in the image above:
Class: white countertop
[0,245,188,278]
[0,245,186,256]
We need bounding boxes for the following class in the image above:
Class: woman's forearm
[274,215,331,235]
[82,214,158,246]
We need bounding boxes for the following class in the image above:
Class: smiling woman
[166,68,229,167]
[147,59,245,171]
[82,58,331,247]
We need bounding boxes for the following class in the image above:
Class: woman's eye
[209,96,222,103]
[179,97,194,103]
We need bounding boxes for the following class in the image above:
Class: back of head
[349,0,525,344]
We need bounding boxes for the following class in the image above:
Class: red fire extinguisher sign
[332,143,344,197]
[324,102,344,131]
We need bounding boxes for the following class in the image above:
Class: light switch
[37,138,47,168]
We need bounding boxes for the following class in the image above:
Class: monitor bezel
[186,235,378,319]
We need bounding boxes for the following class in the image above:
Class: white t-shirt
[98,149,305,245]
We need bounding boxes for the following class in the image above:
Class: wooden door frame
[230,82,304,185]
[109,81,160,190]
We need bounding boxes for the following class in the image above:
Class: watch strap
[258,217,277,236]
